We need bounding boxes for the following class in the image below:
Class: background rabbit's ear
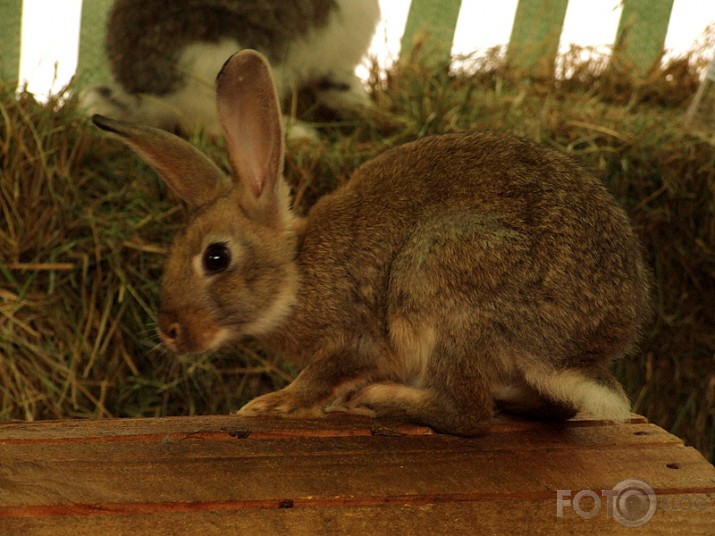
[92,115,229,209]
[215,50,284,203]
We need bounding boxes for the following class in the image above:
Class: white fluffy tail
[523,368,632,421]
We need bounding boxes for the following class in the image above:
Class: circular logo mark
[610,479,657,528]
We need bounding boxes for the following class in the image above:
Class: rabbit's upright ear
[216,50,289,226]
[92,115,229,210]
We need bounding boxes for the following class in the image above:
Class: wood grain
[0,414,712,534]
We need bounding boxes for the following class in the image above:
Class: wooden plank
[2,496,714,536]
[0,415,712,533]
[76,0,113,86]
[507,0,569,78]
[1,439,712,510]
[0,423,688,464]
[0,415,434,443]
[614,0,675,75]
[400,0,463,66]
[0,413,647,443]
[0,424,682,454]
[0,0,23,84]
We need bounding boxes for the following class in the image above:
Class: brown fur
[94,51,652,436]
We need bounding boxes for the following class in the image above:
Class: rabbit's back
[316,130,641,267]
[296,130,651,367]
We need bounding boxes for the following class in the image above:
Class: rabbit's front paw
[235,390,325,418]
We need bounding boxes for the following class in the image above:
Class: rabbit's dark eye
[203,242,231,274]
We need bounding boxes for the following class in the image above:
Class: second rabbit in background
[81,0,381,138]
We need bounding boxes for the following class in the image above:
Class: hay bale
[0,49,712,461]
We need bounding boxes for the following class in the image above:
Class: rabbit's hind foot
[343,382,491,437]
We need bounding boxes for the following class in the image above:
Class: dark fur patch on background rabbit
[93,50,651,436]
[82,0,380,137]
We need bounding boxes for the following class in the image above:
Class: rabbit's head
[94,50,299,354]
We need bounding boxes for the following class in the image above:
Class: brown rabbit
[93,50,651,435]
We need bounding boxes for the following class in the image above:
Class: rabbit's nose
[158,317,181,352]
[166,323,180,344]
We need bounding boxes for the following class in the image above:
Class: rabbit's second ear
[216,50,288,223]
[92,115,229,209]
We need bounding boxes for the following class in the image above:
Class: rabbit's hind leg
[344,379,492,437]
[313,71,372,113]
[369,214,532,435]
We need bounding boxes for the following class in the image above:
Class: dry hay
[1,46,713,460]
